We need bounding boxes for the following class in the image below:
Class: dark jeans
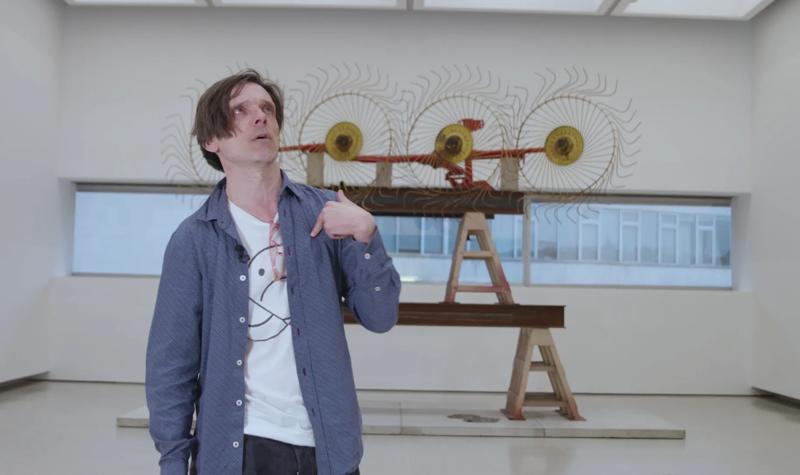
[242,435,360,475]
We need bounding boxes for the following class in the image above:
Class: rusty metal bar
[342,302,564,328]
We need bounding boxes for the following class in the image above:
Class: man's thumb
[337,190,351,203]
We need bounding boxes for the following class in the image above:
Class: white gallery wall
[48,276,754,394]
[0,0,70,383]
[57,7,752,194]
[750,0,800,400]
[36,5,761,394]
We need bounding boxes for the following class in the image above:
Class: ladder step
[529,362,554,372]
[523,393,568,408]
[456,285,508,293]
[462,251,494,259]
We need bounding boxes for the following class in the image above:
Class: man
[145,69,400,475]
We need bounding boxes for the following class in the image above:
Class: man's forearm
[341,229,401,333]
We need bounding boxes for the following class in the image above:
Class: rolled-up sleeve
[339,229,400,333]
[145,224,203,475]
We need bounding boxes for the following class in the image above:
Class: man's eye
[233,106,246,115]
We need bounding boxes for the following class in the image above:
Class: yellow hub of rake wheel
[435,123,473,164]
[545,126,584,166]
[325,122,363,161]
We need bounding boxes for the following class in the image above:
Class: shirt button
[232,441,240,448]
[374,286,381,292]
[239,275,247,282]
[364,253,371,260]
[239,317,246,324]
[236,399,243,407]
[296,327,301,336]
[302,368,307,376]
[311,408,316,416]
[236,360,243,367]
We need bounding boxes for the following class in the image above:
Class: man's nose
[254,109,268,124]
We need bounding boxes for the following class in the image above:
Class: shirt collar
[200,169,303,224]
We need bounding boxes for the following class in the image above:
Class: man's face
[205,81,280,170]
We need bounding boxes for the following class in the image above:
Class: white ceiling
[63,0,777,21]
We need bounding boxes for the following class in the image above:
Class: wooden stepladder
[445,212,514,305]
[445,212,584,421]
[504,327,584,421]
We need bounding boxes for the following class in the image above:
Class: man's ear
[204,137,219,154]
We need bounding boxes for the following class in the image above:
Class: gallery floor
[1,381,799,474]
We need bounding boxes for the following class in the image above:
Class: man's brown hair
[192,69,284,172]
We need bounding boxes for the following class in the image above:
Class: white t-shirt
[228,199,315,447]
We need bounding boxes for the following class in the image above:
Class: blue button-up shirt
[145,172,401,475]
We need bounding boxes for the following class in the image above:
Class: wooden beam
[342,302,564,328]
[334,186,526,216]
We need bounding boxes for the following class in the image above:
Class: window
[557,210,579,261]
[659,214,677,265]
[72,186,732,288]
[73,190,207,275]
[375,216,398,251]
[579,208,599,261]
[698,217,714,266]
[599,208,619,262]
[621,211,640,262]
[493,215,516,259]
[397,217,422,253]
[715,217,731,266]
[678,215,696,265]
[535,211,558,260]
[528,201,732,287]
[422,217,445,255]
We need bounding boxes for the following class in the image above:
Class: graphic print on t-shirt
[246,221,289,343]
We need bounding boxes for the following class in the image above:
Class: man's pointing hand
[310,190,376,244]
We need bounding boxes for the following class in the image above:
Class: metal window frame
[658,212,678,265]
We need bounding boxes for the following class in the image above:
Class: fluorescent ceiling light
[211,0,405,8]
[614,0,774,20]
[413,0,610,15]
[65,0,206,5]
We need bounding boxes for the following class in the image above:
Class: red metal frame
[279,119,545,191]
